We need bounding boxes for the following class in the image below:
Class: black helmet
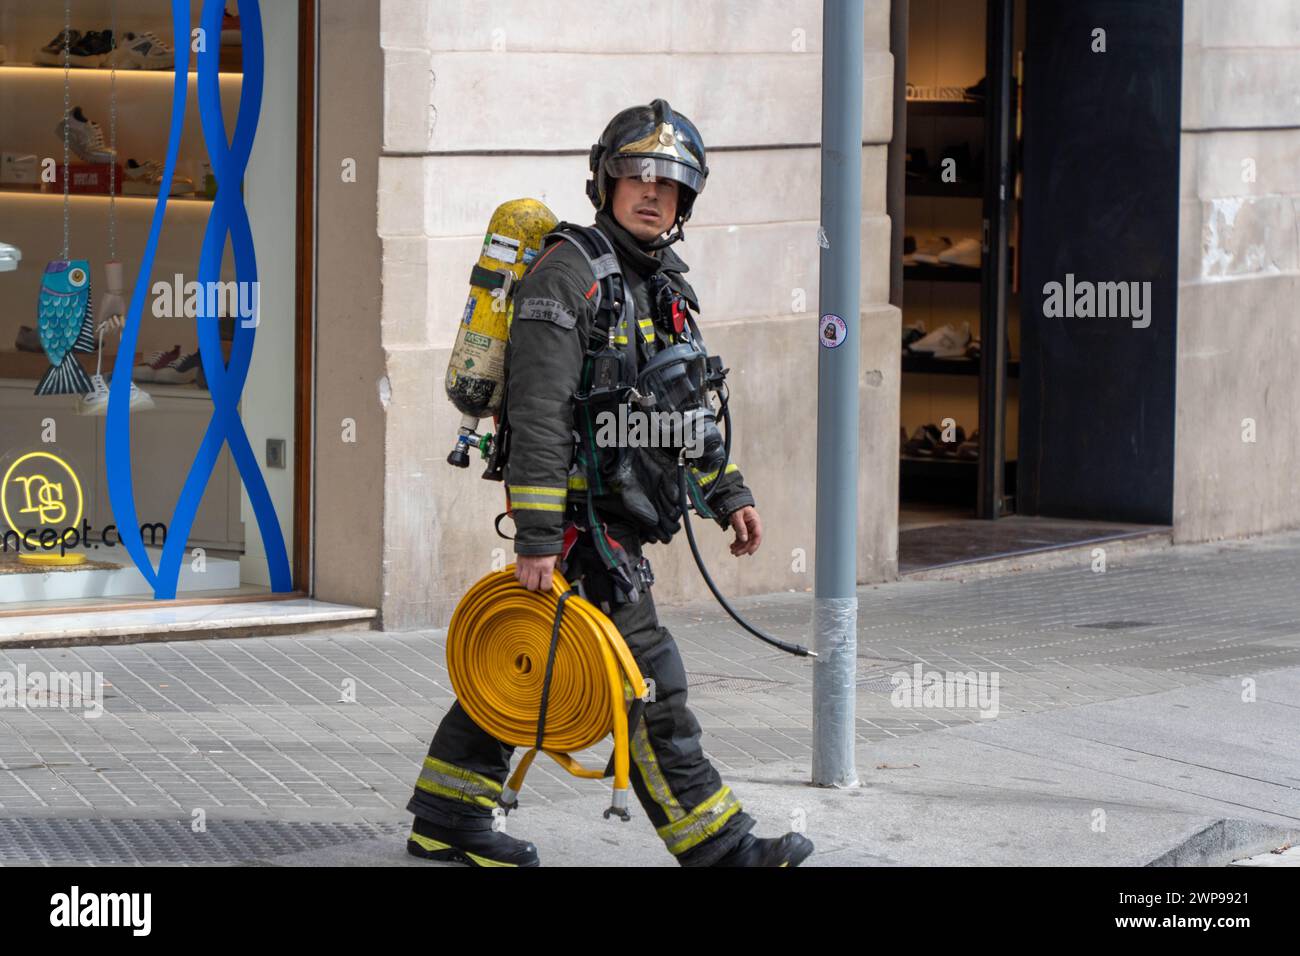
[587,99,708,240]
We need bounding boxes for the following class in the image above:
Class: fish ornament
[35,258,96,396]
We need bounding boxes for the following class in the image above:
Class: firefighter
[406,100,815,868]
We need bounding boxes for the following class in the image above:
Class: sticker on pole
[819,313,847,349]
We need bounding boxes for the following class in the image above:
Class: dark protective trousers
[407,522,755,866]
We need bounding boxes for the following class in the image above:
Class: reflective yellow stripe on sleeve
[508,485,568,512]
[690,462,740,487]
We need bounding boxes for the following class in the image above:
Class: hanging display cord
[675,429,816,659]
[108,0,118,263]
[60,0,71,261]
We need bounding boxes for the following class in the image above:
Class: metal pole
[812,0,863,789]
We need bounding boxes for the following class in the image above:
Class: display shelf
[902,353,1020,377]
[903,262,980,283]
[906,99,984,118]
[906,180,982,198]
[0,62,242,78]
[0,185,213,204]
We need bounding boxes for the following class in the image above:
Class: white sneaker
[0,241,20,273]
[909,236,953,266]
[123,159,194,196]
[104,31,174,70]
[938,237,982,269]
[77,374,155,416]
[909,322,972,359]
[55,107,116,165]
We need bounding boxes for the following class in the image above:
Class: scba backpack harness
[489,222,721,608]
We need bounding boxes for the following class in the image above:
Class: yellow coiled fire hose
[446,566,648,820]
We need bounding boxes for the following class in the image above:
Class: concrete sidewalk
[2,530,1300,865]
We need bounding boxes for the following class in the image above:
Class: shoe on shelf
[153,350,201,384]
[934,424,966,456]
[908,321,972,359]
[711,832,815,867]
[902,320,927,351]
[937,236,982,269]
[104,31,174,70]
[67,30,115,67]
[406,816,539,868]
[1,243,23,275]
[222,7,242,46]
[15,325,42,351]
[957,429,980,461]
[55,106,117,165]
[133,344,182,382]
[76,373,155,416]
[34,28,82,66]
[124,159,194,196]
[908,235,953,266]
[902,424,943,458]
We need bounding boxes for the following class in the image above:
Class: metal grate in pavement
[687,673,788,694]
[0,817,408,865]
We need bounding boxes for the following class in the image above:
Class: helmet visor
[604,154,706,196]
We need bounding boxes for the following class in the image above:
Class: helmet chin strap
[640,220,686,251]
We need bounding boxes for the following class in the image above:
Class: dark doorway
[1017,0,1183,523]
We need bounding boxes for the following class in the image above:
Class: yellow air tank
[446,198,558,469]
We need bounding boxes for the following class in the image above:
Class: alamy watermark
[890,664,1000,719]
[594,405,705,459]
[1042,273,1151,329]
[0,666,105,718]
[150,274,259,325]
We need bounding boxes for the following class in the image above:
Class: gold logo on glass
[2,451,86,566]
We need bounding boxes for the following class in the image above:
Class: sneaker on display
[957,429,980,461]
[34,28,81,66]
[902,320,927,350]
[133,344,182,382]
[104,31,174,70]
[1,241,22,273]
[902,424,944,458]
[222,7,242,45]
[124,159,194,196]
[909,235,953,266]
[77,373,155,416]
[153,350,200,384]
[15,326,42,352]
[909,321,972,359]
[937,236,982,269]
[55,106,117,165]
[67,30,115,67]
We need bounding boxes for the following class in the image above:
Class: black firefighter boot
[406,814,540,868]
[710,831,815,867]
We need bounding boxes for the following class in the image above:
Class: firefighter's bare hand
[516,554,558,592]
[728,506,762,557]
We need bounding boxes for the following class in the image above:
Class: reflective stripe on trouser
[407,523,753,865]
[406,700,515,832]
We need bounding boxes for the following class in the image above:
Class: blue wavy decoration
[106,0,291,599]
